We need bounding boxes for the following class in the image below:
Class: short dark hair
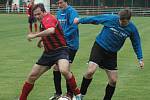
[64,0,68,2]
[57,0,68,3]
[119,9,131,20]
[32,3,46,13]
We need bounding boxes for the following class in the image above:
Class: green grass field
[0,14,150,100]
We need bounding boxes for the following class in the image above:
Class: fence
[0,5,26,13]
[0,5,150,17]
[50,0,150,7]
[50,5,150,16]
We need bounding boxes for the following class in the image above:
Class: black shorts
[89,42,117,70]
[28,16,37,24]
[36,47,69,68]
[68,48,77,63]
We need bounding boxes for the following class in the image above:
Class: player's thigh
[53,64,59,71]
[28,64,49,78]
[57,59,70,72]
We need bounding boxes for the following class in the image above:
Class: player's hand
[74,18,79,24]
[27,33,36,41]
[138,59,144,69]
[37,39,43,48]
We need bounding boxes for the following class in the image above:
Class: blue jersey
[78,14,143,60]
[56,6,79,50]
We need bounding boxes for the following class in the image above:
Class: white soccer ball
[57,96,71,100]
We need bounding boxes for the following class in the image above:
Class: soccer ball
[57,96,71,100]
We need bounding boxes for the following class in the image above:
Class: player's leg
[34,22,37,32]
[58,59,80,96]
[33,17,37,32]
[53,65,62,95]
[102,49,117,100]
[28,16,33,33]
[80,42,101,97]
[49,65,62,100]
[103,70,117,100]
[80,61,97,96]
[19,64,49,100]
[65,49,77,98]
[50,49,77,100]
[29,23,32,32]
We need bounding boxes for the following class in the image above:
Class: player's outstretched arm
[27,27,55,41]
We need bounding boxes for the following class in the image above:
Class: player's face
[33,7,44,22]
[119,19,129,26]
[57,0,67,10]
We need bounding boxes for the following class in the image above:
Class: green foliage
[0,14,150,100]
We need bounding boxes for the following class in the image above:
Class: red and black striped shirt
[40,13,67,52]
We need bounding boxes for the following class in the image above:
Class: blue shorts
[36,47,69,68]
[89,42,117,70]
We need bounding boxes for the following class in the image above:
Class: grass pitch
[0,14,150,100]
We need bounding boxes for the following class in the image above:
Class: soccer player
[19,3,81,100]
[26,0,37,33]
[49,0,79,99]
[74,9,144,100]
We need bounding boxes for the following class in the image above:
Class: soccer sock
[103,84,116,100]
[29,24,32,32]
[53,71,62,95]
[80,77,92,95]
[66,80,73,96]
[34,23,37,32]
[19,81,34,100]
[67,74,80,95]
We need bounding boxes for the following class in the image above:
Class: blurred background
[0,0,150,16]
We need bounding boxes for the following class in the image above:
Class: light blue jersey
[56,6,79,50]
[78,14,143,60]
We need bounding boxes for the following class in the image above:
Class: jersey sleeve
[130,24,143,60]
[78,14,112,25]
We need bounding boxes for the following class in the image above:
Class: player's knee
[60,69,72,79]
[27,73,38,83]
[60,70,67,75]
[85,67,96,78]
[109,78,117,86]
[85,70,95,79]
[59,69,68,76]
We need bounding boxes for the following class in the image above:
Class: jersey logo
[110,27,128,38]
